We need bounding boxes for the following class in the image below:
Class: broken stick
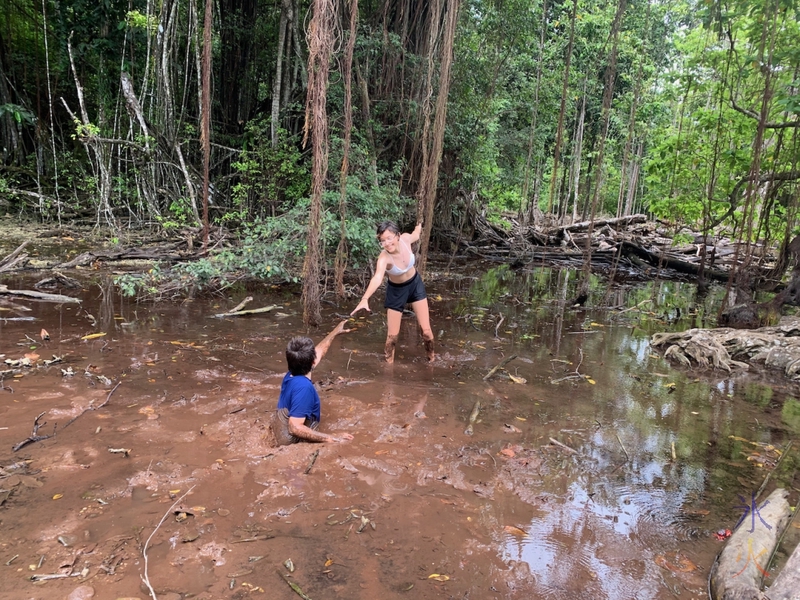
[483,354,518,381]
[212,304,281,318]
[304,449,320,475]
[548,437,578,455]
[0,284,81,304]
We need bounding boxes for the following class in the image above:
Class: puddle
[1,263,797,599]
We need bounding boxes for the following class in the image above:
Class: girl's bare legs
[410,298,435,361]
[385,308,402,363]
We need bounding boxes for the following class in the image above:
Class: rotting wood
[0,284,80,304]
[483,354,518,381]
[765,507,800,599]
[212,304,281,318]
[464,400,481,436]
[710,488,791,600]
[547,214,647,234]
[0,241,29,272]
[55,245,190,269]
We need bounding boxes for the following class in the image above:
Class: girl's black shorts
[384,272,427,312]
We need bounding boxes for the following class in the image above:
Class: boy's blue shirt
[277,372,320,422]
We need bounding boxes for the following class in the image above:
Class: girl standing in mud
[350,221,435,363]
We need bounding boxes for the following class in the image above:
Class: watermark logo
[734,492,771,534]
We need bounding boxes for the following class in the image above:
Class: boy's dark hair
[376,220,400,238]
[286,337,316,376]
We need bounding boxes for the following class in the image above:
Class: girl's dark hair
[286,337,316,375]
[376,221,400,237]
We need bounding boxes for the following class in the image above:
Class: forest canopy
[1,0,799,289]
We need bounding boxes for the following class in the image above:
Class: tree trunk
[200,0,213,250]
[302,0,336,327]
[416,0,460,276]
[271,0,291,148]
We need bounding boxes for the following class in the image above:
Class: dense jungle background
[1,0,800,323]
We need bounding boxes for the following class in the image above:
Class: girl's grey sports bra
[385,239,415,276]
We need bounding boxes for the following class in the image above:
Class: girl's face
[378,231,400,252]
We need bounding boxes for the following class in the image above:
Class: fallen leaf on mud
[324,558,334,567]
[585,378,596,385]
[24,352,40,361]
[284,558,295,572]
[169,489,181,495]
[515,416,527,421]
[428,574,450,582]
[654,553,697,573]
[81,332,107,340]
[52,494,63,500]
[502,424,522,433]
[503,525,528,537]
[499,448,516,458]
[375,450,389,455]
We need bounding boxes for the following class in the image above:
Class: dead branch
[12,412,56,451]
[62,381,121,430]
[549,437,578,454]
[0,241,29,272]
[212,304,281,318]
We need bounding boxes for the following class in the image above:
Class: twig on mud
[494,314,505,339]
[12,412,56,452]
[304,449,320,475]
[464,400,481,436]
[616,433,629,462]
[141,485,195,600]
[278,570,314,600]
[483,354,518,381]
[755,440,793,501]
[550,350,591,384]
[62,381,121,430]
[548,437,578,455]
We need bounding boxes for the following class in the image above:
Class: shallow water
[1,262,798,600]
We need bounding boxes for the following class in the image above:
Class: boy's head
[286,336,316,376]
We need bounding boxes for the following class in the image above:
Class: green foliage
[231,121,310,219]
[0,103,36,125]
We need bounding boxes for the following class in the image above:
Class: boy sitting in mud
[273,320,354,445]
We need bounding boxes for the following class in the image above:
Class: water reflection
[440,261,795,597]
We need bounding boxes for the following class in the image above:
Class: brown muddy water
[1,263,799,600]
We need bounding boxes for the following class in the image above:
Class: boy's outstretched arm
[288,417,353,443]
[312,320,351,369]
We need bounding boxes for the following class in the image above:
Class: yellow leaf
[665,382,676,389]
[169,489,181,494]
[504,525,528,537]
[515,416,527,421]
[81,332,107,340]
[324,558,334,567]
[508,374,527,384]
[52,494,63,500]
[586,378,596,385]
[589,322,604,327]
[428,574,450,581]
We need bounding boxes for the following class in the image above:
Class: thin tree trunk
[335,0,358,299]
[201,0,213,249]
[521,0,548,226]
[271,0,291,147]
[580,0,628,294]
[571,78,587,223]
[546,0,577,215]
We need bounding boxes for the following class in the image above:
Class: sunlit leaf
[586,378,596,385]
[428,574,449,581]
[52,494,63,500]
[81,333,107,340]
[508,374,527,384]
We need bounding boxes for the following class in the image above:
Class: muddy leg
[384,334,398,364]
[423,335,435,362]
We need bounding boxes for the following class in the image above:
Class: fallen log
[0,284,81,304]
[710,488,791,600]
[619,241,731,281]
[55,244,188,268]
[547,214,647,234]
[765,519,800,599]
